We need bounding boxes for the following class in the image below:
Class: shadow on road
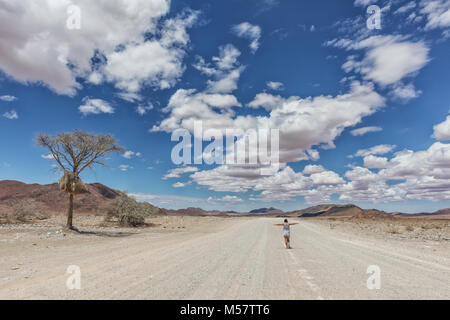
[66,228,137,238]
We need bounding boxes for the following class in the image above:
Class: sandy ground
[0,215,449,299]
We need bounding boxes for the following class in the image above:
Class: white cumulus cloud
[0,1,198,96]
[363,155,389,169]
[350,126,383,136]
[78,98,114,116]
[352,144,396,158]
[432,112,450,140]
[163,166,199,179]
[420,0,450,30]
[266,81,284,91]
[340,36,430,87]
[0,95,17,102]
[231,22,262,53]
[194,44,244,94]
[3,110,18,119]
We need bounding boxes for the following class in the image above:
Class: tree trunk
[66,193,74,229]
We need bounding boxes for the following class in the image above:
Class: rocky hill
[162,207,284,216]
[284,204,389,218]
[162,207,241,216]
[249,207,284,215]
[391,208,450,219]
[0,180,160,216]
[283,204,450,219]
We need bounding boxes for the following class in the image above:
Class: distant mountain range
[0,180,449,219]
[391,208,450,219]
[284,204,389,218]
[158,204,450,219]
[161,207,240,216]
[162,206,284,216]
[249,207,284,215]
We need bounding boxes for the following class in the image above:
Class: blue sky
[1,0,450,213]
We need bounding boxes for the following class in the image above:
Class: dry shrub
[386,225,400,234]
[8,199,46,223]
[107,193,154,227]
[421,223,442,230]
[405,225,414,232]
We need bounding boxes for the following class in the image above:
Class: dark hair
[284,219,288,223]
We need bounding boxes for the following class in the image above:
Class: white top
[283,223,290,233]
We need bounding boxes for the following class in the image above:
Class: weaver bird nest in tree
[59,171,89,195]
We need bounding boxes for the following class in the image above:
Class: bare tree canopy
[37,131,124,174]
[36,130,124,229]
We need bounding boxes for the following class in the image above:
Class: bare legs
[284,236,291,249]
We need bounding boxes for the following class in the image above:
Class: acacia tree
[37,131,124,229]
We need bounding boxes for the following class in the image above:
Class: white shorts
[283,231,290,237]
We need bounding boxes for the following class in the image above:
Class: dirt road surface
[1,217,449,299]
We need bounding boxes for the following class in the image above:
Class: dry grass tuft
[386,225,400,234]
[421,223,442,230]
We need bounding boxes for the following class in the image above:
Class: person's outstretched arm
[274,224,283,226]
[289,222,299,225]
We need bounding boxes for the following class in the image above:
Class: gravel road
[1,217,449,299]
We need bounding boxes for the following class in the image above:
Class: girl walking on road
[274,219,298,249]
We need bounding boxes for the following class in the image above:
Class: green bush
[107,193,154,227]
